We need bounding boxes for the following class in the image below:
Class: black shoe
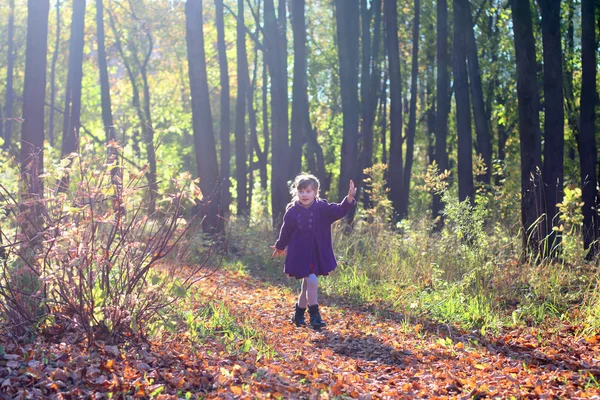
[308,304,327,328]
[291,304,307,327]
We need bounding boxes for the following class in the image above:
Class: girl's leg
[305,274,318,306]
[297,278,309,309]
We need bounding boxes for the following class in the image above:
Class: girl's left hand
[270,245,286,258]
[348,180,357,201]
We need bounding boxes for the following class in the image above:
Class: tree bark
[433,0,450,221]
[2,0,16,150]
[384,0,403,219]
[185,0,220,231]
[259,59,269,190]
[264,0,289,224]
[61,0,86,158]
[96,0,114,147]
[453,0,474,204]
[235,0,249,215]
[48,0,61,148]
[20,0,50,238]
[290,0,309,178]
[579,0,598,256]
[215,0,231,223]
[464,0,492,186]
[538,0,564,253]
[335,0,360,208]
[510,0,543,252]
[399,0,420,218]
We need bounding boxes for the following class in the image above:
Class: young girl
[271,173,357,329]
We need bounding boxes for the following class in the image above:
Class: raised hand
[347,180,357,201]
[270,245,286,258]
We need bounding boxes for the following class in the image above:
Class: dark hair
[286,173,320,210]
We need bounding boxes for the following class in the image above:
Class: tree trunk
[290,0,309,178]
[464,0,492,186]
[248,45,260,212]
[235,0,249,215]
[538,0,564,253]
[384,0,403,219]
[564,0,579,161]
[20,0,50,238]
[2,0,16,150]
[380,71,388,166]
[48,0,60,148]
[264,0,289,224]
[260,59,269,190]
[399,0,420,218]
[215,0,231,223]
[453,0,474,204]
[361,0,382,209]
[61,0,86,158]
[433,0,450,221]
[96,0,114,147]
[509,0,543,252]
[579,0,598,256]
[335,0,360,207]
[185,0,220,231]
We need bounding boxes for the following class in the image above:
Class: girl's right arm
[273,209,296,250]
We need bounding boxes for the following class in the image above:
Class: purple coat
[274,197,356,279]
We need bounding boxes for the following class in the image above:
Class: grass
[225,189,600,336]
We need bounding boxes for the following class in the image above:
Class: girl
[271,173,357,329]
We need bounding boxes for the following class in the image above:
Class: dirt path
[196,268,600,399]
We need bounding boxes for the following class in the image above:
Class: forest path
[196,267,600,399]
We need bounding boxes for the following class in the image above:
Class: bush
[0,144,219,345]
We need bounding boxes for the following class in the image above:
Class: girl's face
[297,184,317,208]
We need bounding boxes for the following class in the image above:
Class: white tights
[297,274,318,308]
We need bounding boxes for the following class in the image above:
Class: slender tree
[464,0,492,185]
[335,0,360,206]
[215,0,231,222]
[433,0,450,221]
[510,0,543,251]
[185,0,220,231]
[538,0,564,253]
[61,0,86,158]
[48,0,61,147]
[96,0,114,147]
[399,0,420,218]
[290,0,309,178]
[20,0,50,238]
[453,0,474,204]
[264,0,289,223]
[579,0,597,256]
[2,0,16,150]
[235,0,249,215]
[385,0,403,218]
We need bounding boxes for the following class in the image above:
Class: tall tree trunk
[235,0,249,215]
[290,0,309,178]
[361,0,382,209]
[260,59,269,190]
[380,71,388,166]
[20,0,50,239]
[579,0,597,256]
[215,0,231,223]
[433,0,450,221]
[464,0,492,186]
[185,0,220,231]
[264,0,289,224]
[399,0,420,218]
[453,0,474,204]
[248,44,260,212]
[335,0,360,207]
[538,0,564,253]
[61,0,86,159]
[2,0,16,150]
[48,0,61,148]
[96,0,114,146]
[510,0,543,252]
[384,0,403,219]
[564,0,579,161]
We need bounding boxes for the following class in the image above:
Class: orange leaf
[231,386,243,395]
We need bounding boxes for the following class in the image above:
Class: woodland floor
[2,265,600,399]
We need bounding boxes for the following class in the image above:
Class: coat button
[299,225,303,229]
[309,224,312,228]
[310,212,313,216]
[309,219,312,222]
